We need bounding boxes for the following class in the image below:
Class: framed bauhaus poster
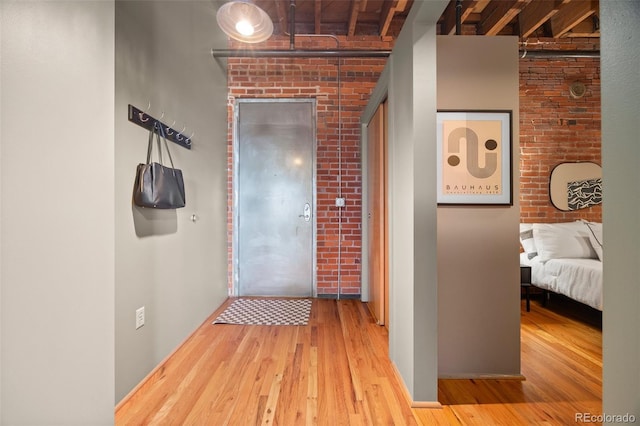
[436,110,512,205]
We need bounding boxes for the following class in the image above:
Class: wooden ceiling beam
[479,0,530,36]
[474,0,491,10]
[255,0,599,39]
[561,16,600,37]
[550,0,598,38]
[380,0,407,37]
[274,0,289,35]
[348,0,362,36]
[395,0,408,12]
[441,0,478,35]
[315,0,322,34]
[519,0,568,39]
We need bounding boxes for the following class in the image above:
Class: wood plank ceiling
[253,0,414,38]
[252,0,599,43]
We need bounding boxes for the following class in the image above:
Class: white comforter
[521,253,602,311]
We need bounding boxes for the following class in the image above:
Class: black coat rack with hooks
[128,104,193,150]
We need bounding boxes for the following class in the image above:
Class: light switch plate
[135,306,145,329]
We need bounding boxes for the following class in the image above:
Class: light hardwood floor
[116,296,602,425]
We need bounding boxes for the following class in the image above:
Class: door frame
[365,101,389,326]
[361,75,389,300]
[232,98,318,297]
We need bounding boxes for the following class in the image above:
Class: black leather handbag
[133,122,186,209]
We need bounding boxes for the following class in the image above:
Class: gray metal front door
[234,99,316,296]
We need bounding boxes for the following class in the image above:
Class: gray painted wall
[361,0,447,404]
[436,36,521,378]
[114,1,229,401]
[1,0,230,421]
[601,1,640,421]
[1,2,115,423]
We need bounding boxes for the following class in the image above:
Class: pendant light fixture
[216,0,273,43]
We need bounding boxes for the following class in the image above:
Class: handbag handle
[145,122,176,169]
[145,124,156,164]
[157,123,176,169]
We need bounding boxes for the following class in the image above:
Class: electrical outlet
[135,306,145,329]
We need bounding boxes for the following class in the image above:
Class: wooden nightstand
[520,265,532,312]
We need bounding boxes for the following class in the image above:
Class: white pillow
[585,221,603,261]
[532,221,597,261]
[519,223,538,259]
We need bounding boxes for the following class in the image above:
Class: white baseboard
[390,362,443,409]
[438,373,526,381]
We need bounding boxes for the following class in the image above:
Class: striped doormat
[212,298,312,326]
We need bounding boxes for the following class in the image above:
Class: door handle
[299,203,311,222]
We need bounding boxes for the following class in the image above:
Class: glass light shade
[216,1,273,43]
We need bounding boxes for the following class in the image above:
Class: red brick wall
[519,39,601,223]
[226,36,392,296]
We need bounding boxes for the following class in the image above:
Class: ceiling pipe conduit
[211,49,598,59]
[455,0,462,35]
[289,0,296,50]
[519,50,600,58]
[210,49,392,58]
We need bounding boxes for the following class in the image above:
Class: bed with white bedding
[520,220,603,311]
[520,254,602,310]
